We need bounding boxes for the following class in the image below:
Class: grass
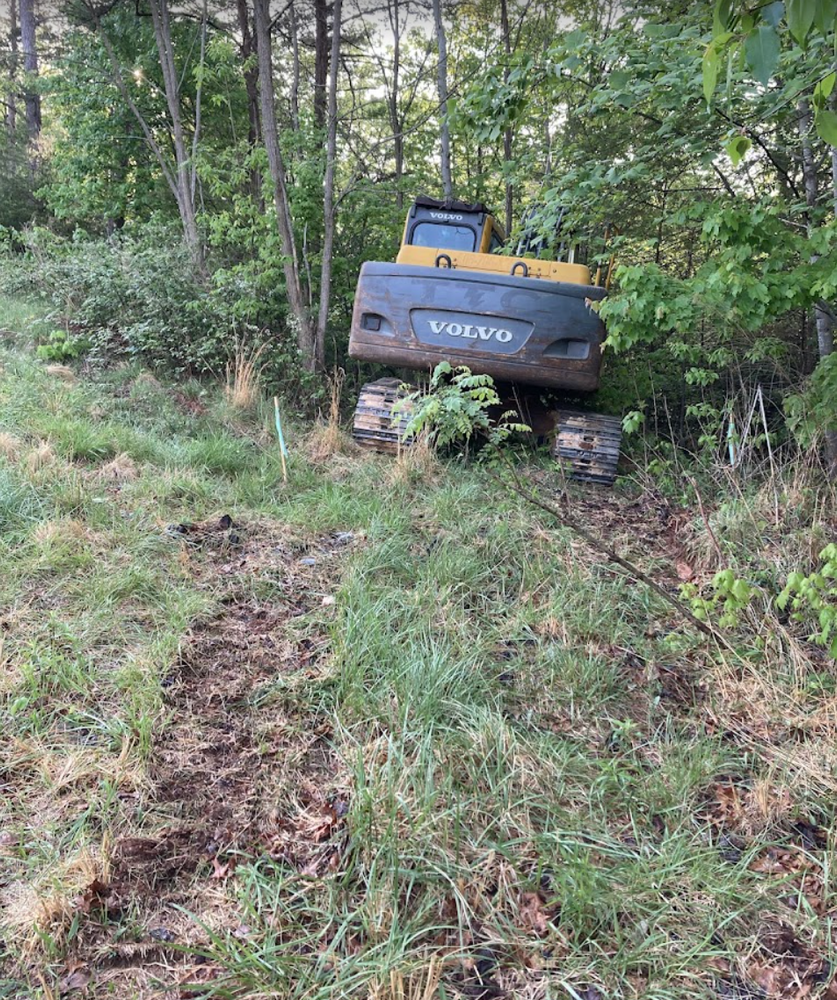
[0,297,836,999]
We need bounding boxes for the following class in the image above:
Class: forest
[1,0,837,998]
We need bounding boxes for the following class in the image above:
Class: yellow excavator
[348,195,622,484]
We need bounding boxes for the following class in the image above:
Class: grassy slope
[1,295,836,1000]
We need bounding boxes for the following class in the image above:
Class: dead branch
[499,472,737,654]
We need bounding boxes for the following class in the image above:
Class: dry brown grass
[386,432,439,485]
[2,845,106,961]
[44,363,76,383]
[98,452,138,481]
[368,958,443,1000]
[27,439,55,473]
[31,516,89,547]
[306,367,359,462]
[225,340,268,410]
[0,430,20,461]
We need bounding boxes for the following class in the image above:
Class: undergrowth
[0,297,836,1000]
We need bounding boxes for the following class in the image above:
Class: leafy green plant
[681,568,756,628]
[397,362,528,450]
[36,328,90,362]
[778,544,837,657]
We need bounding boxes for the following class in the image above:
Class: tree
[5,0,18,135]
[432,0,452,199]
[253,0,342,370]
[701,0,837,474]
[19,0,40,150]
[82,0,206,267]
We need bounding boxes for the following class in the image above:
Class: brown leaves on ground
[739,919,837,999]
[701,778,795,837]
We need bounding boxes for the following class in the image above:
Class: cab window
[489,229,504,253]
[410,222,476,252]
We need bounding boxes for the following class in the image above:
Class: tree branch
[498,472,737,654]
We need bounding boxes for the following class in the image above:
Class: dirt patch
[58,519,357,997]
[149,596,318,849]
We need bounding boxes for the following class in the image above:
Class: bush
[0,225,310,396]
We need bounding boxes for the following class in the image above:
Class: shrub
[0,225,309,395]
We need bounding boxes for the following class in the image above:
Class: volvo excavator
[347,196,622,485]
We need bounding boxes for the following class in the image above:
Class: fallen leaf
[59,966,90,992]
[211,857,233,880]
[518,891,550,936]
[75,878,111,914]
[676,561,694,581]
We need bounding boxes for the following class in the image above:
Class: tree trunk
[388,0,403,209]
[798,98,837,475]
[288,0,301,133]
[19,0,39,145]
[499,0,513,233]
[6,0,17,136]
[313,0,328,130]
[148,0,203,267]
[252,0,316,366]
[432,0,452,201]
[314,0,342,369]
[235,0,263,200]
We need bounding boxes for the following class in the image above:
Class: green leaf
[703,44,720,102]
[787,0,816,43]
[763,1,785,26]
[713,0,734,35]
[813,0,837,33]
[744,24,780,85]
[726,135,752,165]
[815,108,837,144]
[814,70,836,109]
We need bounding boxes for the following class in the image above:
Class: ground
[1,296,837,1000]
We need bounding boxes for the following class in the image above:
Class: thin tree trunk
[499,0,512,232]
[252,0,316,365]
[314,0,342,369]
[798,98,837,475]
[432,0,452,201]
[388,0,403,210]
[235,0,263,201]
[6,0,17,136]
[190,0,208,204]
[288,0,301,133]
[19,0,39,148]
[313,0,328,130]
[148,0,203,266]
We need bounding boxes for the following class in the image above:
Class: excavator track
[352,378,415,453]
[553,410,622,486]
[352,381,623,485]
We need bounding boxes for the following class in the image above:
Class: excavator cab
[401,196,504,255]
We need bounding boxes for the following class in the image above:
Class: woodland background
[0,0,835,473]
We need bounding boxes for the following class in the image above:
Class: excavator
[347,195,622,485]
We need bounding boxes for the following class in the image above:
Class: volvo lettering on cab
[426,319,513,343]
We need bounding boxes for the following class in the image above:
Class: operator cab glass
[410,222,477,252]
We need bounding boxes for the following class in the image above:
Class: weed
[225,339,268,411]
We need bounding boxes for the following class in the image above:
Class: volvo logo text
[429,212,463,221]
[427,320,513,343]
